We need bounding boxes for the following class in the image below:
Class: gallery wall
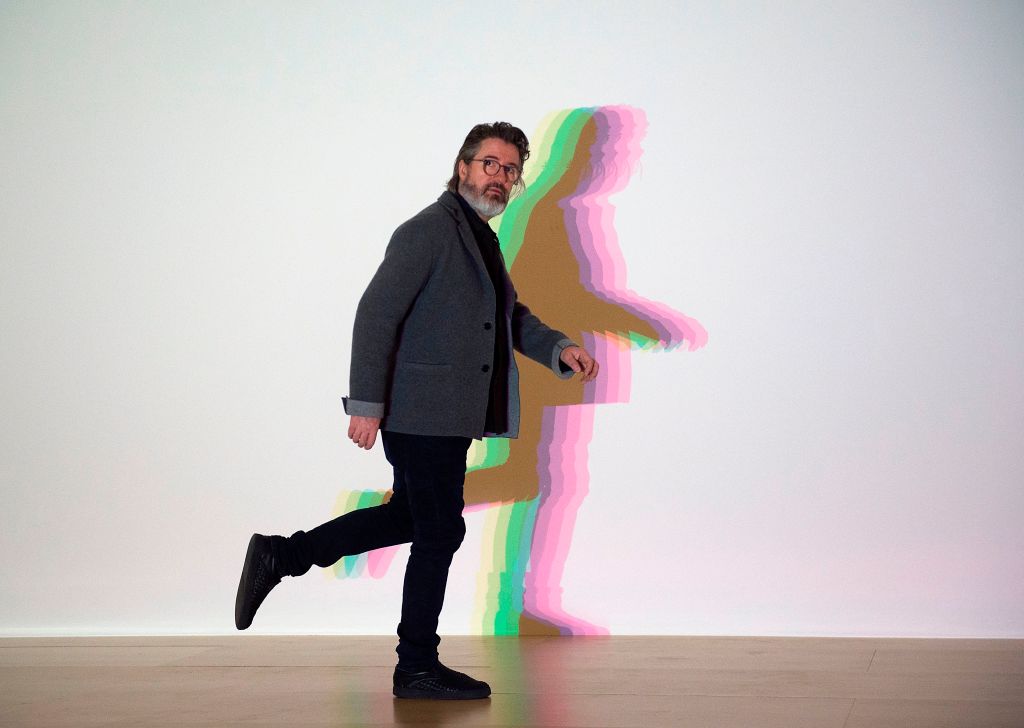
[1,1,1021,636]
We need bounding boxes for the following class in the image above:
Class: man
[234,122,598,700]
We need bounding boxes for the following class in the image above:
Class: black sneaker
[234,533,281,630]
[393,662,491,700]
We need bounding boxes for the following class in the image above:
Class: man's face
[457,137,521,220]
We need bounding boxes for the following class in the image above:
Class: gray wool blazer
[342,191,575,439]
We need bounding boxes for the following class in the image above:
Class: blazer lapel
[438,192,495,298]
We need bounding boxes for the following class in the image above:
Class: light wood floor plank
[845,699,1024,728]
[867,647,1024,674]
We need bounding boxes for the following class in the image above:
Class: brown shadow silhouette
[464,107,707,635]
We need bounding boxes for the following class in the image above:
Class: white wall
[1,1,1021,637]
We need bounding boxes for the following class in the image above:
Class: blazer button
[484,322,492,330]
[481,364,490,373]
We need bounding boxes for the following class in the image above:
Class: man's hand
[560,346,599,382]
[348,415,381,450]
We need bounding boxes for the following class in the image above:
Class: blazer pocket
[391,362,456,417]
[401,361,454,371]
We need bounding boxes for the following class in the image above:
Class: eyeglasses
[468,158,521,182]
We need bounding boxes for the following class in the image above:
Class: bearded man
[234,121,598,700]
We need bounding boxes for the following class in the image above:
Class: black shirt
[455,192,509,435]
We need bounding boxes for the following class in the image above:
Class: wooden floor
[1,635,1022,727]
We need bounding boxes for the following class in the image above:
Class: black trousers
[278,431,472,669]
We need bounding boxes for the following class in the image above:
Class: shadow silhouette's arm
[569,289,707,351]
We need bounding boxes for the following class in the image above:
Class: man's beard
[459,178,508,218]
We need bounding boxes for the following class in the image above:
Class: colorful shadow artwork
[329,106,707,636]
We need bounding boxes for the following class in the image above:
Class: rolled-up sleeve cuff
[342,397,385,418]
[553,338,578,379]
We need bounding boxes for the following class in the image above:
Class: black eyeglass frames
[468,158,521,182]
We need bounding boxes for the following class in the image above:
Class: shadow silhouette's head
[586,106,648,198]
[539,106,649,203]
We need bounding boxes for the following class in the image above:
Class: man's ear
[457,160,467,182]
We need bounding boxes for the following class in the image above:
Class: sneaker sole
[393,686,491,700]
[234,534,259,630]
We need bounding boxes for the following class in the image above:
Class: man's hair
[446,121,530,195]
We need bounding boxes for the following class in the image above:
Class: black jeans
[278,431,472,669]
